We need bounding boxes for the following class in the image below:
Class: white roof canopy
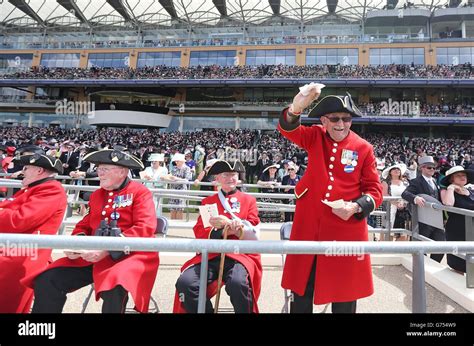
[0,0,467,29]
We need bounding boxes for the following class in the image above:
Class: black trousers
[419,224,446,263]
[290,257,357,314]
[246,165,256,184]
[32,266,129,313]
[175,257,253,313]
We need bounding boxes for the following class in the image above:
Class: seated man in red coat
[24,148,159,313]
[174,160,262,313]
[0,153,66,313]
[278,87,383,313]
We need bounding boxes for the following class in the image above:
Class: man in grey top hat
[402,155,445,262]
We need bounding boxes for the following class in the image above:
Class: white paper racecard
[321,199,346,209]
[198,203,219,228]
[299,82,326,96]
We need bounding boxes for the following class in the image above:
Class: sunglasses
[423,166,436,170]
[288,168,295,171]
[325,116,353,123]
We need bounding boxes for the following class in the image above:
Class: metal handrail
[0,232,472,313]
[0,173,297,190]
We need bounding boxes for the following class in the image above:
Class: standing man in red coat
[0,153,66,313]
[25,148,159,313]
[174,160,262,313]
[278,88,383,313]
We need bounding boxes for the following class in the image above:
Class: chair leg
[149,296,160,313]
[281,289,290,313]
[123,296,160,314]
[82,284,94,313]
[281,255,290,313]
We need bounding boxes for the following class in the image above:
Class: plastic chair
[81,216,168,313]
[279,222,293,313]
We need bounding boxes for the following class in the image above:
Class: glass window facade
[171,116,278,131]
[182,116,236,130]
[369,48,424,65]
[436,47,474,65]
[40,53,80,68]
[246,49,296,66]
[306,48,358,65]
[189,50,237,66]
[137,51,181,67]
[187,88,235,101]
[0,54,33,69]
[240,118,278,130]
[0,112,78,128]
[87,52,130,68]
[243,87,297,102]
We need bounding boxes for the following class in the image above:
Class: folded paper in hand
[63,249,85,254]
[199,203,219,228]
[321,199,345,209]
[299,83,326,96]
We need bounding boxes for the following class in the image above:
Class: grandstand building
[0,0,473,137]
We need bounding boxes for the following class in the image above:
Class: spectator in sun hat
[440,166,474,274]
[402,155,446,262]
[141,152,168,189]
[282,161,302,222]
[257,162,282,223]
[167,153,193,220]
[381,163,410,240]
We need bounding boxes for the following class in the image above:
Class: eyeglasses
[325,116,352,123]
[423,166,435,170]
[288,168,295,171]
[97,167,120,173]
[220,173,238,178]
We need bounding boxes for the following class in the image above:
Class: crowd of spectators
[3,63,474,80]
[358,102,474,117]
[1,127,472,180]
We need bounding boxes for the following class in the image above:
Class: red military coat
[278,119,382,305]
[22,180,159,313]
[0,178,67,313]
[173,190,262,313]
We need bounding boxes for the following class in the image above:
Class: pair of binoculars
[94,220,125,260]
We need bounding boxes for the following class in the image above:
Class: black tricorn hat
[18,153,63,174]
[207,160,245,176]
[16,144,45,155]
[84,149,144,170]
[308,93,363,118]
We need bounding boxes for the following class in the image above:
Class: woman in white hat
[381,163,409,241]
[168,153,193,220]
[440,166,474,274]
[140,153,168,190]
